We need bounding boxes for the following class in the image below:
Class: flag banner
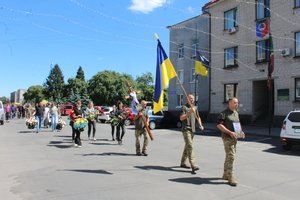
[267,34,274,89]
[195,52,209,76]
[153,39,177,113]
[256,19,269,38]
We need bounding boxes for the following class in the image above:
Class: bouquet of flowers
[26,117,37,129]
[73,117,88,131]
[106,116,120,126]
[56,117,66,130]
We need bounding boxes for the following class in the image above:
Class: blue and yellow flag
[195,52,209,76]
[153,39,177,114]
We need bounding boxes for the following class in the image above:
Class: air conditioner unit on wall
[228,27,236,34]
[281,48,290,56]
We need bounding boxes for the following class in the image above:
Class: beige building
[203,0,300,125]
[10,89,26,103]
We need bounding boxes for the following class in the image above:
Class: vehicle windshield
[288,112,300,122]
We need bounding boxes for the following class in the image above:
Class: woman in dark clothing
[115,101,126,145]
[109,105,117,141]
[33,102,44,133]
[70,100,83,147]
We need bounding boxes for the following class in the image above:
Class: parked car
[0,101,4,125]
[280,110,300,150]
[60,104,73,116]
[123,107,135,126]
[147,109,182,130]
[97,106,113,123]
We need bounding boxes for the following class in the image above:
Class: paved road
[1,118,299,200]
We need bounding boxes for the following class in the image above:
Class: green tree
[44,64,65,103]
[23,85,45,103]
[135,72,154,102]
[65,78,88,100]
[0,96,9,104]
[76,66,85,81]
[88,70,133,106]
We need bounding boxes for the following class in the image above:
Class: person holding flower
[85,101,98,141]
[70,100,84,147]
[50,102,59,132]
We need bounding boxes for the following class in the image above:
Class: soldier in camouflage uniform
[217,97,241,186]
[134,100,149,156]
[180,94,204,174]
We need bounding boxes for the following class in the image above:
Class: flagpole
[154,33,200,121]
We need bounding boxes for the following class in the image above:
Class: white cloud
[128,0,168,14]
[186,6,196,15]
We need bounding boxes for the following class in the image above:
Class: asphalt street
[1,118,299,200]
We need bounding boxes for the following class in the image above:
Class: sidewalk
[203,122,281,137]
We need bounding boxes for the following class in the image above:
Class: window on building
[295,78,300,101]
[296,32,300,57]
[224,83,238,102]
[191,68,196,82]
[256,40,268,62]
[177,94,183,107]
[256,0,270,20]
[192,43,198,57]
[177,70,184,84]
[224,8,237,30]
[277,89,289,101]
[296,0,300,8]
[224,47,238,68]
[178,45,184,59]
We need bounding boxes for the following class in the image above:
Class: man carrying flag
[153,36,177,114]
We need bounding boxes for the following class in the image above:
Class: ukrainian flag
[153,40,177,114]
[195,52,209,76]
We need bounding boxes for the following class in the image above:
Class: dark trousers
[111,125,115,139]
[87,120,96,138]
[71,125,75,141]
[116,124,125,141]
[74,129,82,146]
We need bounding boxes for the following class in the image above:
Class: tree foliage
[23,85,45,103]
[135,72,154,102]
[76,66,85,81]
[88,70,134,106]
[44,64,65,103]
[0,96,9,104]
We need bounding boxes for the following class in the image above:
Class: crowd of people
[3,93,243,187]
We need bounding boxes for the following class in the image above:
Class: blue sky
[0,0,207,97]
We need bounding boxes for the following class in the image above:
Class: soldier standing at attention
[180,94,204,174]
[134,100,149,156]
[217,97,243,186]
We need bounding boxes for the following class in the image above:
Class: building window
[177,94,183,107]
[224,8,237,30]
[295,78,300,101]
[256,40,268,62]
[296,0,300,8]
[296,32,300,57]
[192,43,198,57]
[178,45,184,59]
[277,89,289,101]
[191,68,196,82]
[256,0,270,20]
[224,47,238,68]
[224,83,238,102]
[177,70,184,84]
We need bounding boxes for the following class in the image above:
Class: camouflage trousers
[135,128,149,154]
[181,130,197,168]
[222,136,237,175]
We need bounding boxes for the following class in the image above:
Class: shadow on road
[18,130,36,133]
[135,165,192,173]
[58,169,113,175]
[169,177,227,185]
[89,142,117,146]
[47,141,73,149]
[79,152,137,156]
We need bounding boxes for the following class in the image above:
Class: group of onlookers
[3,103,27,121]
[31,102,60,133]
